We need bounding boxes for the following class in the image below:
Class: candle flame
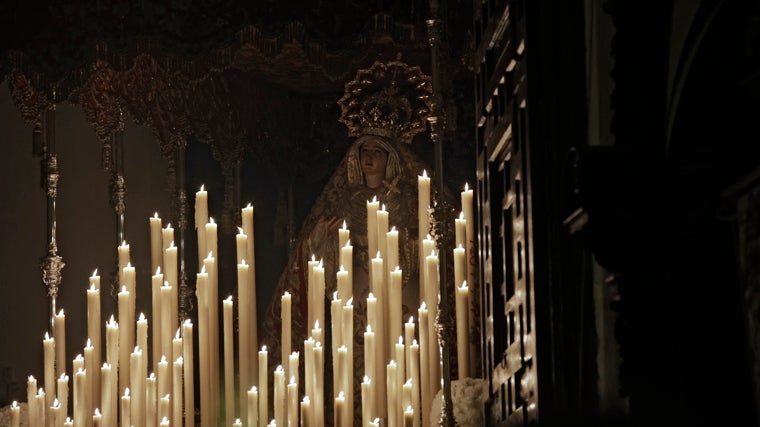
[121,285,128,293]
[368,292,375,300]
[240,258,247,266]
[200,265,206,274]
[225,295,233,303]
[333,291,339,300]
[176,356,183,363]
[460,281,469,290]
[207,251,213,259]
[342,219,347,229]
[344,239,352,248]
[37,388,44,395]
[420,301,427,310]
[376,250,381,259]
[363,376,370,383]
[276,365,283,372]
[160,355,167,363]
[366,325,373,333]
[459,211,465,220]
[390,225,397,232]
[251,386,257,393]
[89,283,96,291]
[246,202,253,209]
[184,318,193,326]
[381,203,386,211]
[408,315,414,323]
[57,308,64,316]
[399,336,404,344]
[92,268,98,276]
[464,182,469,191]
[422,169,428,178]
[303,396,310,403]
[95,408,101,416]
[346,297,354,306]
[121,240,127,247]
[11,401,18,408]
[154,212,159,218]
[261,345,267,352]
[86,338,92,347]
[209,217,215,224]
[124,388,130,397]
[166,223,172,229]
[44,332,50,340]
[289,376,296,385]
[238,226,245,235]
[133,346,139,353]
[109,314,116,323]
[28,375,35,382]
[126,262,133,268]
[200,184,205,191]
[149,372,155,379]
[394,265,401,273]
[175,328,181,339]
[313,320,320,329]
[139,312,146,321]
[372,195,378,203]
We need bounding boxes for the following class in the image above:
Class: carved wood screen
[473,0,537,425]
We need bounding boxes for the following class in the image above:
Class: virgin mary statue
[261,58,447,424]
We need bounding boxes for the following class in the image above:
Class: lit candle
[418,170,431,275]
[43,332,55,411]
[54,309,66,378]
[403,379,413,415]
[313,262,326,339]
[363,325,377,420]
[370,417,381,427]
[130,347,145,427]
[456,281,471,379]
[237,255,251,425]
[58,373,70,427]
[461,182,477,376]
[164,242,179,331]
[84,340,95,422]
[387,225,399,278]
[195,185,208,267]
[455,212,466,251]
[118,241,131,280]
[361,376,373,427]
[314,342,324,427]
[336,346,350,426]
[242,203,259,389]
[281,291,292,384]
[64,417,73,427]
[120,387,131,427]
[410,340,420,427]
[123,262,137,334]
[390,267,403,355]
[92,407,102,427]
[288,351,300,395]
[418,303,431,427]
[203,248,220,420]
[304,338,315,425]
[118,287,131,396]
[376,204,389,261]
[105,316,119,411]
[100,364,114,427]
[307,255,319,336]
[157,356,169,404]
[338,219,350,249]
[395,337,406,412]
[340,241,353,294]
[300,396,311,427]
[160,416,170,426]
[152,267,164,374]
[274,365,285,427]
[146,373,157,427]
[150,213,163,273]
[387,360,399,427]
[404,405,414,427]
[34,388,45,427]
[223,296,235,426]
[342,298,354,422]
[173,357,183,427]
[137,313,149,358]
[74,369,86,427]
[73,354,84,377]
[330,292,342,400]
[50,398,60,427]
[11,400,21,427]
[196,269,211,427]
[182,319,194,427]
[10,401,19,427]
[160,282,173,393]
[367,196,380,260]
[334,391,345,427]
[162,222,174,253]
[233,419,242,427]
[86,281,101,408]
[425,251,441,398]
[248,386,259,427]
[259,346,268,427]
[288,376,298,427]
[26,377,37,426]
[159,395,171,425]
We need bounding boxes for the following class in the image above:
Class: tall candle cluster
[23,176,478,427]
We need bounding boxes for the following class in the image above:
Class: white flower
[430,377,489,427]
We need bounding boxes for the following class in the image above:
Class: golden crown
[338,57,433,143]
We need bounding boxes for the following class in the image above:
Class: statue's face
[359,139,389,178]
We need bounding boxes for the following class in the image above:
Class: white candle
[159,395,171,425]
[456,281,471,379]
[118,241,131,280]
[387,225,399,277]
[363,325,376,420]
[159,282,173,393]
[390,267,403,355]
[342,298,354,422]
[455,212,466,251]
[118,287,131,396]
[146,373,157,427]
[100,365,114,427]
[54,309,66,378]
[242,203,258,388]
[258,346,268,427]
[150,213,163,273]
[387,360,398,427]
[223,296,235,426]
[10,401,19,427]
[195,185,208,267]
[367,196,380,261]
[43,332,55,411]
[50,398,60,427]
[130,347,146,427]
[26,377,37,426]
[248,386,259,427]
[361,376,373,427]
[160,416,170,426]
[164,242,179,331]
[304,338,315,426]
[313,262,326,339]
[418,304,430,427]
[338,219,350,249]
[152,267,164,374]
[418,170,431,278]
[233,419,242,427]
[203,248,220,421]
[307,256,319,337]
[334,391,345,427]
[120,387,131,427]
[173,357,183,427]
[461,182,477,377]
[84,340,95,423]
[34,388,45,427]
[58,373,70,427]
[158,356,169,403]
[181,320,194,427]
[330,292,342,402]
[237,259,251,426]
[404,405,414,427]
[122,262,137,337]
[288,352,300,394]
[395,337,406,413]
[287,377,298,427]
[197,269,211,427]
[376,204,389,261]
[162,223,174,253]
[281,291,292,384]
[92,407,102,427]
[274,365,285,427]
[74,369,86,427]
[425,253,441,399]
[86,282,101,408]
[300,397,310,427]
[340,241,353,295]
[314,342,324,427]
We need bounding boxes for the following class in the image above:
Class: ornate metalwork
[45,154,60,198]
[40,241,65,299]
[109,172,127,214]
